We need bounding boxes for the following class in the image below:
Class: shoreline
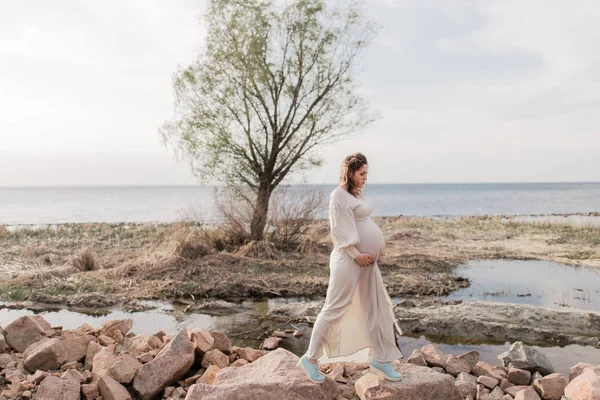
[3,211,600,229]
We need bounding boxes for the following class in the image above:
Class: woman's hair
[340,153,368,196]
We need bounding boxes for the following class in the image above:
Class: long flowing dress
[305,186,403,363]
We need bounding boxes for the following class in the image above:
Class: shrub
[71,248,98,272]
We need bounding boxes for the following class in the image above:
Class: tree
[161,0,376,240]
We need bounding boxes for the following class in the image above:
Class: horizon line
[1,180,599,189]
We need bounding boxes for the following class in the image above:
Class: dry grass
[0,215,599,303]
[71,248,99,272]
[0,225,9,238]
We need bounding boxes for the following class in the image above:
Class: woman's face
[351,164,368,189]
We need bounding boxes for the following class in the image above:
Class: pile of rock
[396,341,600,400]
[0,316,280,400]
[1,316,599,400]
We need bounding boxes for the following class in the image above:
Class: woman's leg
[357,263,402,363]
[305,253,362,361]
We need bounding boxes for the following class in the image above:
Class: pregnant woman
[297,153,403,383]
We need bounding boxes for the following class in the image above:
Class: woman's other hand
[355,253,375,267]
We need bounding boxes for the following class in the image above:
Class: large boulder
[355,363,463,400]
[36,375,81,400]
[3,315,51,353]
[132,330,195,400]
[498,342,555,376]
[564,365,600,400]
[185,348,340,400]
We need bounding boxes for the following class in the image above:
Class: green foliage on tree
[161,0,377,240]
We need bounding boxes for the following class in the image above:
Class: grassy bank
[0,216,599,305]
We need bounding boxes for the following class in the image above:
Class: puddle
[1,296,599,376]
[445,260,600,311]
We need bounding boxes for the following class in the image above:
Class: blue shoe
[370,360,403,382]
[296,355,325,383]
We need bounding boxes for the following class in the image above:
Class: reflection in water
[446,260,600,311]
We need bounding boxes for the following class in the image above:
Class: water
[1,182,599,225]
[445,260,600,311]
[2,299,599,375]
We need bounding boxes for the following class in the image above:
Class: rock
[74,323,96,336]
[455,372,477,399]
[531,371,543,385]
[189,328,214,356]
[185,348,340,399]
[109,355,141,384]
[432,367,445,374]
[196,364,220,385]
[272,330,287,338]
[330,363,347,383]
[234,346,264,363]
[0,333,7,353]
[132,330,195,400]
[564,366,600,400]
[514,388,542,400]
[23,338,65,371]
[27,370,49,384]
[534,373,567,399]
[407,349,427,367]
[500,378,514,391]
[355,363,462,400]
[422,344,447,368]
[486,386,505,400]
[293,329,304,337]
[446,355,471,376]
[62,369,86,384]
[91,347,118,383]
[98,319,133,339]
[123,334,162,355]
[499,342,555,376]
[458,350,480,368]
[84,341,103,370]
[210,332,232,354]
[98,335,116,346]
[3,315,51,353]
[138,352,153,363]
[506,386,536,397]
[81,383,100,400]
[569,363,594,382]
[232,358,248,367]
[36,375,81,400]
[492,366,508,379]
[261,337,281,350]
[478,375,500,390]
[62,335,95,364]
[478,384,491,398]
[0,353,14,368]
[473,361,505,380]
[509,368,533,386]
[98,374,133,400]
[201,348,229,369]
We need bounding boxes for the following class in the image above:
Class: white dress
[305,186,403,363]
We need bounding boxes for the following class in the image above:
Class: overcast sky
[1,0,599,186]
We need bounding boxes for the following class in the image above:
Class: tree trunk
[250,182,271,241]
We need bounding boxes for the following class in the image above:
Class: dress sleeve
[329,201,361,258]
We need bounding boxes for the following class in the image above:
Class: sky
[0,0,599,186]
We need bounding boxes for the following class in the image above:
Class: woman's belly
[354,217,385,258]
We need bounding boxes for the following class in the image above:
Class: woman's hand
[355,253,375,267]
